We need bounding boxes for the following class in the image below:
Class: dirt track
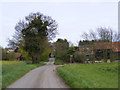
[7,60,68,88]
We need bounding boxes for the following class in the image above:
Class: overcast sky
[0,0,118,48]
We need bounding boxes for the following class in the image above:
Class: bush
[54,59,64,65]
[74,51,86,63]
[40,48,52,61]
[18,48,31,61]
[2,51,17,61]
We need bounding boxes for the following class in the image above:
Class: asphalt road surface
[7,58,68,88]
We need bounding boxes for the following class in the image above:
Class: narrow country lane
[7,58,68,88]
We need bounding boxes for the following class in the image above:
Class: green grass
[1,61,45,88]
[57,63,119,88]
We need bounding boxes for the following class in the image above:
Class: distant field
[57,63,119,88]
[2,61,45,88]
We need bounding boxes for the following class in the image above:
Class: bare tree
[112,31,120,42]
[89,30,97,40]
[97,27,110,41]
[81,32,89,40]
[81,26,119,42]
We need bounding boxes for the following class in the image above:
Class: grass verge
[57,63,119,88]
[2,61,45,88]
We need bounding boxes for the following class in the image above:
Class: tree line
[3,12,119,64]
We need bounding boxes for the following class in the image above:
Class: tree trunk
[32,56,35,64]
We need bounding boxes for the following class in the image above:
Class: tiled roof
[94,42,112,49]
[79,42,120,52]
[112,42,120,52]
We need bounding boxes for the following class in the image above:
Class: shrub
[74,51,86,63]
[2,50,17,61]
